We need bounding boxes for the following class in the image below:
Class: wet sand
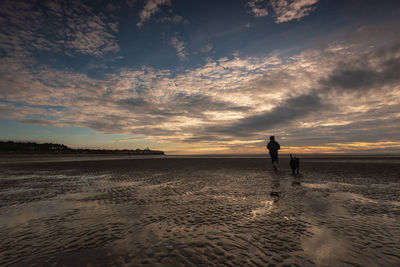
[1,156,400,266]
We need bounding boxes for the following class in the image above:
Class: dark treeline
[0,141,164,155]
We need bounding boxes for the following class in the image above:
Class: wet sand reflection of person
[270,175,281,201]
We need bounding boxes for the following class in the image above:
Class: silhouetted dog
[290,154,300,175]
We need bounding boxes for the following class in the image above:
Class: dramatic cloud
[2,40,399,153]
[270,0,319,23]
[321,44,400,93]
[206,94,324,137]
[0,1,399,153]
[137,0,172,28]
[0,0,120,57]
[247,0,319,23]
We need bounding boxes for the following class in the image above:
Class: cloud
[137,0,171,28]
[0,0,120,57]
[1,34,399,152]
[270,0,319,23]
[117,92,249,122]
[321,44,400,93]
[247,0,319,23]
[168,36,188,61]
[247,0,269,17]
[281,115,400,146]
[206,94,324,137]
[0,1,399,153]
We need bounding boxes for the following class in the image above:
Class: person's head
[270,136,275,141]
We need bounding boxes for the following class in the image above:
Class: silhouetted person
[267,136,280,170]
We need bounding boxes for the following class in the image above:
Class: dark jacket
[267,140,280,155]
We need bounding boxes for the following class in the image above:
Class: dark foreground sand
[1,156,400,266]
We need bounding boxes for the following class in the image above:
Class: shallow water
[1,157,399,266]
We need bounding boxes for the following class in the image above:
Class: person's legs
[273,160,278,170]
[270,153,278,170]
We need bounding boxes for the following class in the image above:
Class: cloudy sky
[1,0,399,154]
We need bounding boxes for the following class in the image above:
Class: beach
[1,156,400,266]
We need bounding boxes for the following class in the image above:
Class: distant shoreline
[0,141,164,155]
[0,153,166,158]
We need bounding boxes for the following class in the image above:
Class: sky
[0,0,400,154]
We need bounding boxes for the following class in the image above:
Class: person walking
[267,136,280,170]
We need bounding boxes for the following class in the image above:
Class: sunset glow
[1,0,399,154]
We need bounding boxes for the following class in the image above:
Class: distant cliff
[0,141,164,155]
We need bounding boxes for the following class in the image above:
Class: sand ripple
[0,157,399,266]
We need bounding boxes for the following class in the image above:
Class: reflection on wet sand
[302,225,349,266]
[270,176,281,200]
[251,200,275,218]
[0,157,400,266]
